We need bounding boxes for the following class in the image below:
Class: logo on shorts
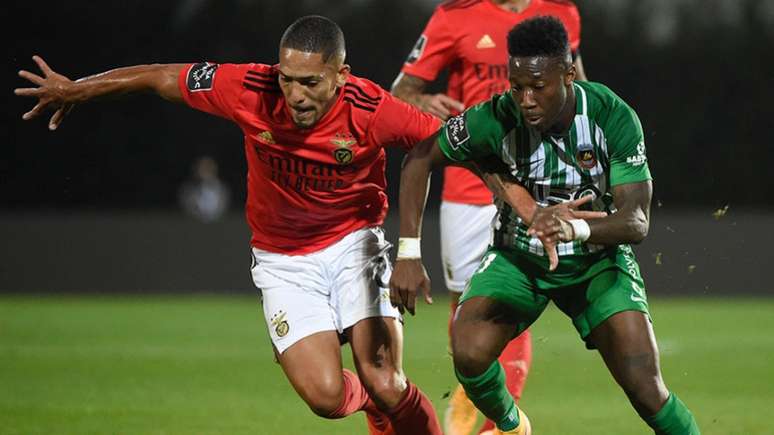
[270,310,290,338]
[186,62,219,92]
[331,132,356,165]
[406,35,427,64]
[576,141,597,169]
[445,114,470,150]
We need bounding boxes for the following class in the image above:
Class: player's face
[508,55,575,133]
[278,48,350,129]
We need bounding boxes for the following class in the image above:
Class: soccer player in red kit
[392,1,586,434]
[15,15,442,435]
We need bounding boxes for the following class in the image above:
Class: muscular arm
[587,181,652,245]
[460,156,538,224]
[397,132,448,238]
[15,56,185,129]
[391,72,464,120]
[388,132,447,315]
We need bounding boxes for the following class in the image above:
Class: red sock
[478,330,532,434]
[386,381,442,435]
[327,369,393,434]
[327,369,370,418]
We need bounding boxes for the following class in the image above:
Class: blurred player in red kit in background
[16,15,442,435]
[392,1,586,433]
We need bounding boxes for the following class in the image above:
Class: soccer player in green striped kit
[389,16,700,435]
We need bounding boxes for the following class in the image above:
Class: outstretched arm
[391,72,464,121]
[388,132,448,315]
[15,55,186,130]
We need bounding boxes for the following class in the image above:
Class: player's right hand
[419,94,465,120]
[389,258,433,316]
[15,55,76,130]
[529,196,607,271]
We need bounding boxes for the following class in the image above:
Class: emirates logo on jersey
[476,34,496,49]
[331,132,356,165]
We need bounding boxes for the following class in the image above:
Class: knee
[300,377,345,418]
[452,330,499,377]
[616,357,668,415]
[359,366,406,410]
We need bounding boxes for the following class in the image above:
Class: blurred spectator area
[2,0,773,293]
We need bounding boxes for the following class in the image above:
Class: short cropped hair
[507,16,570,59]
[280,15,346,63]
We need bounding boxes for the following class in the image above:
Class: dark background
[2,0,773,294]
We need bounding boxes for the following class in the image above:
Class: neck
[546,85,576,135]
[493,0,531,13]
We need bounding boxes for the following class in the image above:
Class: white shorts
[440,201,498,293]
[250,227,400,354]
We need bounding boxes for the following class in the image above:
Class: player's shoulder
[439,0,484,12]
[462,92,518,134]
[576,81,638,125]
[540,0,579,13]
[341,74,388,115]
[239,63,281,95]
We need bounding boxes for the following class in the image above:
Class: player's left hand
[389,259,433,316]
[528,196,607,270]
[15,55,76,130]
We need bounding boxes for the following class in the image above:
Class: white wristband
[568,219,591,242]
[397,237,421,259]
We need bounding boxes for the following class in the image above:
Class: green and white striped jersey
[438,81,651,257]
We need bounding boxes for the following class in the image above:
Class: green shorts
[459,245,650,348]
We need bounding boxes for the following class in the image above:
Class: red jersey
[179,62,440,254]
[401,0,581,205]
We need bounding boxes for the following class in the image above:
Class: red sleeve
[369,92,442,151]
[178,63,248,121]
[559,4,582,53]
[400,7,456,82]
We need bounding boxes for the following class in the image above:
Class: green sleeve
[606,100,652,186]
[437,99,503,162]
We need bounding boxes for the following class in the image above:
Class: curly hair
[507,16,569,59]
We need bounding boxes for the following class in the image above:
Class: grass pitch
[1,295,772,434]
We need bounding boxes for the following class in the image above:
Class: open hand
[15,55,76,130]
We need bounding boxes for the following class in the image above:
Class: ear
[336,64,351,88]
[564,63,576,86]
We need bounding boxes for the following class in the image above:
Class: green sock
[455,361,520,431]
[645,392,701,435]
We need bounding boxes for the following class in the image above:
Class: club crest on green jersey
[576,141,597,169]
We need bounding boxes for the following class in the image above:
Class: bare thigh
[589,310,669,417]
[277,330,345,416]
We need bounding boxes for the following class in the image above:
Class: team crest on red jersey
[258,131,276,144]
[331,132,357,165]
